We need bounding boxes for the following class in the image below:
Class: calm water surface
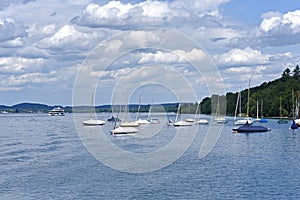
[0,113,299,199]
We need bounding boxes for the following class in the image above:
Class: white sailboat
[173,103,193,126]
[120,99,139,127]
[110,126,139,135]
[194,102,209,125]
[135,97,151,124]
[185,103,195,123]
[214,95,227,124]
[110,100,139,134]
[82,93,106,126]
[234,84,253,125]
[255,99,267,123]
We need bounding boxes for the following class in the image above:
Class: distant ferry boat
[48,107,65,116]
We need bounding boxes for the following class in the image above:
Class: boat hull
[82,119,105,126]
[173,120,193,126]
[120,122,139,127]
[110,127,139,134]
[233,123,270,133]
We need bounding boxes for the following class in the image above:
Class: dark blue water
[1,113,299,199]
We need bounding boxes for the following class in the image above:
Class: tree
[293,65,300,79]
[281,68,291,81]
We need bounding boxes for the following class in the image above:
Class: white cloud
[138,48,207,64]
[72,0,229,29]
[215,47,269,66]
[260,10,300,33]
[0,57,45,74]
[138,51,182,64]
[39,25,97,50]
[0,17,27,42]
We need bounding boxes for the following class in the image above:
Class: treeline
[200,65,300,117]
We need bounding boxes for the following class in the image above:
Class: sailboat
[135,96,151,124]
[146,104,160,124]
[194,101,209,124]
[234,88,253,125]
[233,80,270,132]
[110,100,139,134]
[82,93,106,126]
[173,103,193,126]
[120,99,139,127]
[185,103,195,123]
[107,99,121,122]
[278,96,288,124]
[214,95,227,124]
[258,99,268,123]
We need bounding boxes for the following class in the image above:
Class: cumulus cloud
[0,17,27,42]
[215,47,269,66]
[256,10,300,46]
[72,0,229,29]
[260,10,300,33]
[0,56,45,74]
[138,48,207,64]
[39,25,98,50]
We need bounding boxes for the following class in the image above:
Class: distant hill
[12,103,50,110]
[0,103,59,113]
[0,102,180,113]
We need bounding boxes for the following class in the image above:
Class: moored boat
[173,120,193,126]
[233,122,270,133]
[49,107,65,116]
[82,118,105,126]
[110,126,139,135]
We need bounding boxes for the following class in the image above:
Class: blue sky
[0,0,300,106]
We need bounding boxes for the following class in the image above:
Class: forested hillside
[201,65,300,117]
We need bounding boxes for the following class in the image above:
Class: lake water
[1,113,300,199]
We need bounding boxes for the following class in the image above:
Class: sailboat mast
[298,91,300,119]
[234,89,240,120]
[136,95,141,120]
[194,101,200,120]
[256,98,259,119]
[175,103,180,122]
[90,93,94,119]
[247,80,251,117]
[292,89,295,119]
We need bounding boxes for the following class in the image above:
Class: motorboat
[49,107,65,116]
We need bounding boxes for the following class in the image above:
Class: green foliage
[225,65,300,117]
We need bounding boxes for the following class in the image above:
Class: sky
[0,0,300,106]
